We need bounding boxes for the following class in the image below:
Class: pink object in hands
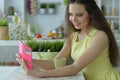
[18,41,32,70]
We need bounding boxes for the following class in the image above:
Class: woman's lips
[74,23,80,26]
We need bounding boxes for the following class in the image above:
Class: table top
[0,66,18,80]
[0,66,85,80]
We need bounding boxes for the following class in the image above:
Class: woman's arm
[21,37,72,71]
[24,31,109,78]
[54,37,71,59]
[32,59,55,70]
[17,38,71,70]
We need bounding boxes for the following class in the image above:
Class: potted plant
[0,18,9,40]
[48,3,56,14]
[63,0,67,5]
[39,3,47,14]
[25,40,64,60]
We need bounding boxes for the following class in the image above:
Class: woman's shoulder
[94,30,108,43]
[96,30,107,37]
[67,32,78,39]
[65,32,78,42]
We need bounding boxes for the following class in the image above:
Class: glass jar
[8,6,14,15]
[12,11,21,25]
[112,0,117,16]
[105,5,111,16]
[0,9,2,18]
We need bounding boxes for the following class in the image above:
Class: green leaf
[25,40,64,52]
[0,19,8,26]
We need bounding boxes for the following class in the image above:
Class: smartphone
[18,40,32,70]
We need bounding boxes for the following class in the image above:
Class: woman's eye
[69,13,73,16]
[76,14,83,17]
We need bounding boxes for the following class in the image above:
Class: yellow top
[71,28,120,80]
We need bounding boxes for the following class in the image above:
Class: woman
[16,0,120,80]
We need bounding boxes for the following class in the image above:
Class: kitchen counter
[0,39,64,46]
[0,40,18,46]
[0,66,85,80]
[0,39,120,46]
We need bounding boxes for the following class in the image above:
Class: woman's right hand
[16,53,22,65]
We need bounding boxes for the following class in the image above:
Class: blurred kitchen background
[0,0,67,40]
[0,0,120,72]
[0,0,120,40]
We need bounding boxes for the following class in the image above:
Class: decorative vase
[48,8,56,14]
[0,27,9,40]
[32,52,58,60]
[39,8,46,14]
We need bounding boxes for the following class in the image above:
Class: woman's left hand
[21,60,43,78]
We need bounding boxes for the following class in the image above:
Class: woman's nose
[72,16,77,22]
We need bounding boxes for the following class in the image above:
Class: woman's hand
[16,53,22,64]
[16,53,43,77]
[21,60,43,77]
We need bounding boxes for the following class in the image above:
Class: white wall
[0,0,66,34]
[0,0,4,16]
[25,0,66,34]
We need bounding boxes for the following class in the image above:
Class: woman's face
[69,3,90,30]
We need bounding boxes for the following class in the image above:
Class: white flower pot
[32,52,58,60]
[48,8,56,14]
[39,8,46,14]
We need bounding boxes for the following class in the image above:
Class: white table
[0,66,18,80]
[0,66,85,80]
